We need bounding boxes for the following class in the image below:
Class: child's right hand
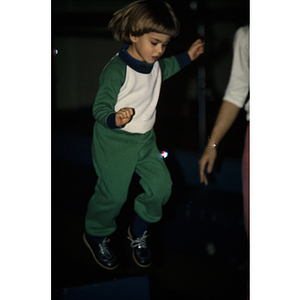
[115,107,135,127]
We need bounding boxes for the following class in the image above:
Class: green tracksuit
[85,45,191,237]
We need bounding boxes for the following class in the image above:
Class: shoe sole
[83,233,118,270]
[127,227,151,268]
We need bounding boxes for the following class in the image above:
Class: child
[83,0,204,270]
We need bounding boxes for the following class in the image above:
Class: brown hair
[108,0,180,44]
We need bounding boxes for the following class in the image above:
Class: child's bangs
[134,17,179,38]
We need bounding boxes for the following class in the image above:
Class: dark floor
[52,109,249,300]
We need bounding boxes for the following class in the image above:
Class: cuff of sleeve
[107,113,124,129]
[175,52,191,69]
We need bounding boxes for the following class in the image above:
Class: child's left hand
[188,39,204,61]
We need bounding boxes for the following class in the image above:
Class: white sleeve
[223,26,249,115]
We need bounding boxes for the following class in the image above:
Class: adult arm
[199,27,249,185]
[198,101,240,185]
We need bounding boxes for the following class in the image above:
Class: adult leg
[242,123,250,236]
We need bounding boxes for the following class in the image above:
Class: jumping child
[83,0,204,270]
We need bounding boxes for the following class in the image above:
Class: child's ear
[129,33,139,43]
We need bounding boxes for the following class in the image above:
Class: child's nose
[157,44,163,54]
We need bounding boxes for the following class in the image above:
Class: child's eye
[151,42,157,46]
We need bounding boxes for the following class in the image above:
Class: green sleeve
[92,56,126,127]
[159,52,192,81]
[159,56,181,81]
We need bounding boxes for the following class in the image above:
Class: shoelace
[98,237,112,258]
[127,231,149,249]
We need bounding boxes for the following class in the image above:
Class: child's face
[128,32,171,64]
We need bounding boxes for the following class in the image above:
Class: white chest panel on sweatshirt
[114,62,162,134]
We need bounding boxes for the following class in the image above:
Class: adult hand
[198,147,217,185]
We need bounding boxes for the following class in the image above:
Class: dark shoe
[127,226,151,267]
[83,233,118,270]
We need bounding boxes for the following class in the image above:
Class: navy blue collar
[119,45,154,74]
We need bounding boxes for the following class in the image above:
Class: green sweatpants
[85,125,172,237]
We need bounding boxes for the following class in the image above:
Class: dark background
[52,0,249,155]
[52,1,250,299]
